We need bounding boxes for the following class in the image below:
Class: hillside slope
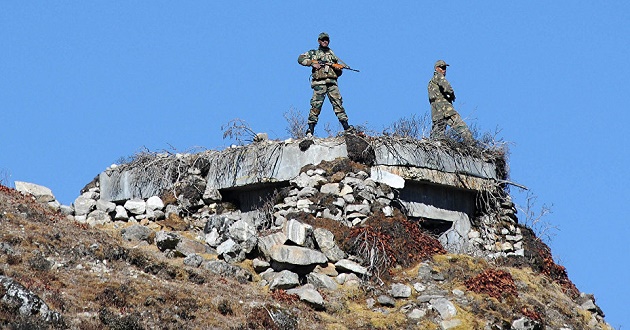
[0,183,610,329]
[0,136,612,330]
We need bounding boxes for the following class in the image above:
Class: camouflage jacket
[427,71,456,105]
[298,46,342,85]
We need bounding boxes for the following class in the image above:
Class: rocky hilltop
[1,134,612,329]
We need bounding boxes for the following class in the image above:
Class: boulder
[429,297,457,320]
[344,134,375,165]
[146,196,165,211]
[176,238,212,257]
[320,183,340,195]
[269,270,300,290]
[369,167,405,189]
[202,187,222,203]
[252,258,271,273]
[113,205,129,221]
[512,317,540,330]
[228,220,258,253]
[284,219,312,247]
[297,187,318,198]
[155,231,181,252]
[183,254,204,268]
[345,204,370,215]
[124,199,147,215]
[306,272,338,291]
[0,275,62,324]
[205,228,224,247]
[377,295,396,307]
[14,181,56,203]
[335,259,368,276]
[313,228,345,262]
[257,232,287,258]
[217,239,245,263]
[73,194,96,216]
[86,210,111,227]
[96,199,116,213]
[286,284,325,310]
[390,283,412,298]
[269,245,327,266]
[121,224,153,242]
[202,260,252,283]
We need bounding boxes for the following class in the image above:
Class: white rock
[113,205,129,221]
[284,219,313,246]
[124,199,146,215]
[430,297,457,319]
[370,167,405,189]
[320,183,340,195]
[382,206,394,217]
[146,196,165,211]
[96,199,116,213]
[14,181,55,203]
[73,195,96,216]
[335,259,368,276]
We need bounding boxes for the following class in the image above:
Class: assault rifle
[315,60,360,72]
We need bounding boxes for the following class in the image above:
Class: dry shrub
[464,269,517,300]
[6,254,22,265]
[96,285,132,309]
[293,214,352,248]
[521,305,543,322]
[343,212,446,280]
[218,299,233,316]
[383,113,429,139]
[243,305,298,330]
[534,240,579,298]
[245,307,277,330]
[98,308,143,330]
[284,106,307,139]
[27,253,52,271]
[222,118,257,145]
[270,289,299,304]
[517,226,579,298]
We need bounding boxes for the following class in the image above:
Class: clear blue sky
[1,2,628,327]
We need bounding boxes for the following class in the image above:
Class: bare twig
[0,168,11,187]
[283,107,307,139]
[518,191,557,243]
[222,118,257,145]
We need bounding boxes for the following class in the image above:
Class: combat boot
[340,120,355,133]
[305,123,316,137]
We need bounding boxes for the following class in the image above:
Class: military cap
[318,32,330,40]
[434,60,449,68]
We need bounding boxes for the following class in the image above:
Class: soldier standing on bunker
[427,60,474,142]
[298,32,354,137]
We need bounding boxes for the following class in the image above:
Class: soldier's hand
[332,63,344,70]
[311,60,321,69]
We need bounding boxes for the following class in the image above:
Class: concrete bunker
[96,137,505,254]
[219,182,289,212]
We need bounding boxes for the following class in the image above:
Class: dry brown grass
[0,184,319,329]
[0,183,612,330]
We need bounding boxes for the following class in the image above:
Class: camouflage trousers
[308,82,348,124]
[430,103,473,141]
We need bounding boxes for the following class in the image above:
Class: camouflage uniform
[298,33,349,127]
[427,60,473,141]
